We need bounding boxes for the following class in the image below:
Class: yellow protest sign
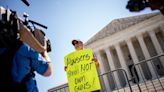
[64,49,101,92]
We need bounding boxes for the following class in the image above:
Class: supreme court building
[48,12,164,92]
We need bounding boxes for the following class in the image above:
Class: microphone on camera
[21,0,30,6]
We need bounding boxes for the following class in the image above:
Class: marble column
[126,38,145,82]
[115,43,131,79]
[105,48,121,88]
[148,30,163,55]
[148,30,164,66]
[160,25,164,35]
[96,51,111,92]
[137,34,157,79]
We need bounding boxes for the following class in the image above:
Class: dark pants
[92,90,100,92]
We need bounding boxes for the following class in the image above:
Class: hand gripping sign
[64,49,101,92]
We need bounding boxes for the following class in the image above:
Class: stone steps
[113,77,164,92]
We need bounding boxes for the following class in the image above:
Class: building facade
[48,12,164,92]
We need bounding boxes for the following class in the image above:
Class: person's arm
[41,51,52,76]
[92,53,100,68]
[92,57,100,68]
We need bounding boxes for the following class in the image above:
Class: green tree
[126,0,164,15]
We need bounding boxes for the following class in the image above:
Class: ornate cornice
[85,12,160,45]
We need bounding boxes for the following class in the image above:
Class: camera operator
[11,22,53,92]
[0,7,53,92]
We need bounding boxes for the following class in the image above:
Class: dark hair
[72,39,82,46]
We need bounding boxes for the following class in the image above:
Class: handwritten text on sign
[64,49,101,92]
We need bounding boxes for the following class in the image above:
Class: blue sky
[0,0,157,92]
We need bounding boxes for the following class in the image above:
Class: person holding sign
[65,39,99,70]
[64,39,101,92]
[64,39,99,70]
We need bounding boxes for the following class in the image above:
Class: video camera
[0,6,51,52]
